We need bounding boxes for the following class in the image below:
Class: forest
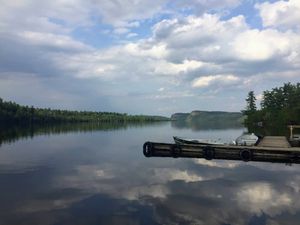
[243,83,300,132]
[0,98,169,125]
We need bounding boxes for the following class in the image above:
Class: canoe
[173,136,224,145]
[174,133,259,147]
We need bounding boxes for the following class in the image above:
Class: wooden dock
[143,136,300,164]
[258,136,291,148]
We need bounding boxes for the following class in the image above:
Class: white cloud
[0,0,167,38]
[146,91,195,100]
[173,0,241,15]
[232,29,293,61]
[124,185,170,200]
[192,74,240,88]
[153,168,204,182]
[1,0,300,113]
[193,159,240,168]
[126,33,138,38]
[153,14,248,51]
[237,182,292,216]
[151,13,300,70]
[256,0,300,30]
[19,31,91,51]
[124,42,168,59]
[0,0,91,31]
[76,165,114,179]
[92,0,168,27]
[154,60,204,75]
[113,27,130,35]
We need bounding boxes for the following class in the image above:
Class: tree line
[243,83,300,132]
[0,98,169,125]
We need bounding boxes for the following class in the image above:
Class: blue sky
[0,0,299,116]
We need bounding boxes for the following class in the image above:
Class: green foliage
[260,83,300,125]
[246,91,257,112]
[244,83,300,134]
[0,98,169,125]
[243,91,257,126]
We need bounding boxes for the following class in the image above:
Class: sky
[0,0,299,116]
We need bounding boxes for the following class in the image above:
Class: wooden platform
[143,138,300,164]
[258,136,291,148]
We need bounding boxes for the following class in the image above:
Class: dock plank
[258,136,291,148]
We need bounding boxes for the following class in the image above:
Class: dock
[143,136,300,164]
[257,136,291,148]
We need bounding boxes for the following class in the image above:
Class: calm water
[1,122,300,225]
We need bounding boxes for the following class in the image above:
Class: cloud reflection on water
[1,123,300,224]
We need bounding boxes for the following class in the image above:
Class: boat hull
[173,136,223,146]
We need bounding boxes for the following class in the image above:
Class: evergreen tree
[242,91,257,126]
[245,91,257,113]
[244,83,300,134]
[0,98,169,125]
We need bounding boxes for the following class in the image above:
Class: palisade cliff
[171,111,244,129]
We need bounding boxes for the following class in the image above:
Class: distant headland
[171,110,244,129]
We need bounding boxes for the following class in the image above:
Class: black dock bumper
[143,141,300,164]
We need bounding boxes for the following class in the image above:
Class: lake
[0,122,300,225]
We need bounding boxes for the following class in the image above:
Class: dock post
[290,125,293,140]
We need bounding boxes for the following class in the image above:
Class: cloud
[232,29,295,61]
[126,33,138,38]
[113,27,130,35]
[124,42,168,59]
[124,184,170,200]
[172,0,241,15]
[0,0,300,114]
[0,1,91,31]
[153,168,204,182]
[0,0,167,38]
[153,14,248,51]
[192,74,240,88]
[256,0,300,30]
[193,159,240,168]
[154,60,204,76]
[19,31,91,52]
[237,182,292,216]
[151,13,300,70]
[92,0,168,27]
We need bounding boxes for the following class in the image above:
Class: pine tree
[245,91,257,113]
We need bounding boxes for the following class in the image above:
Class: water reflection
[0,122,300,225]
[0,121,167,145]
[171,119,243,130]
